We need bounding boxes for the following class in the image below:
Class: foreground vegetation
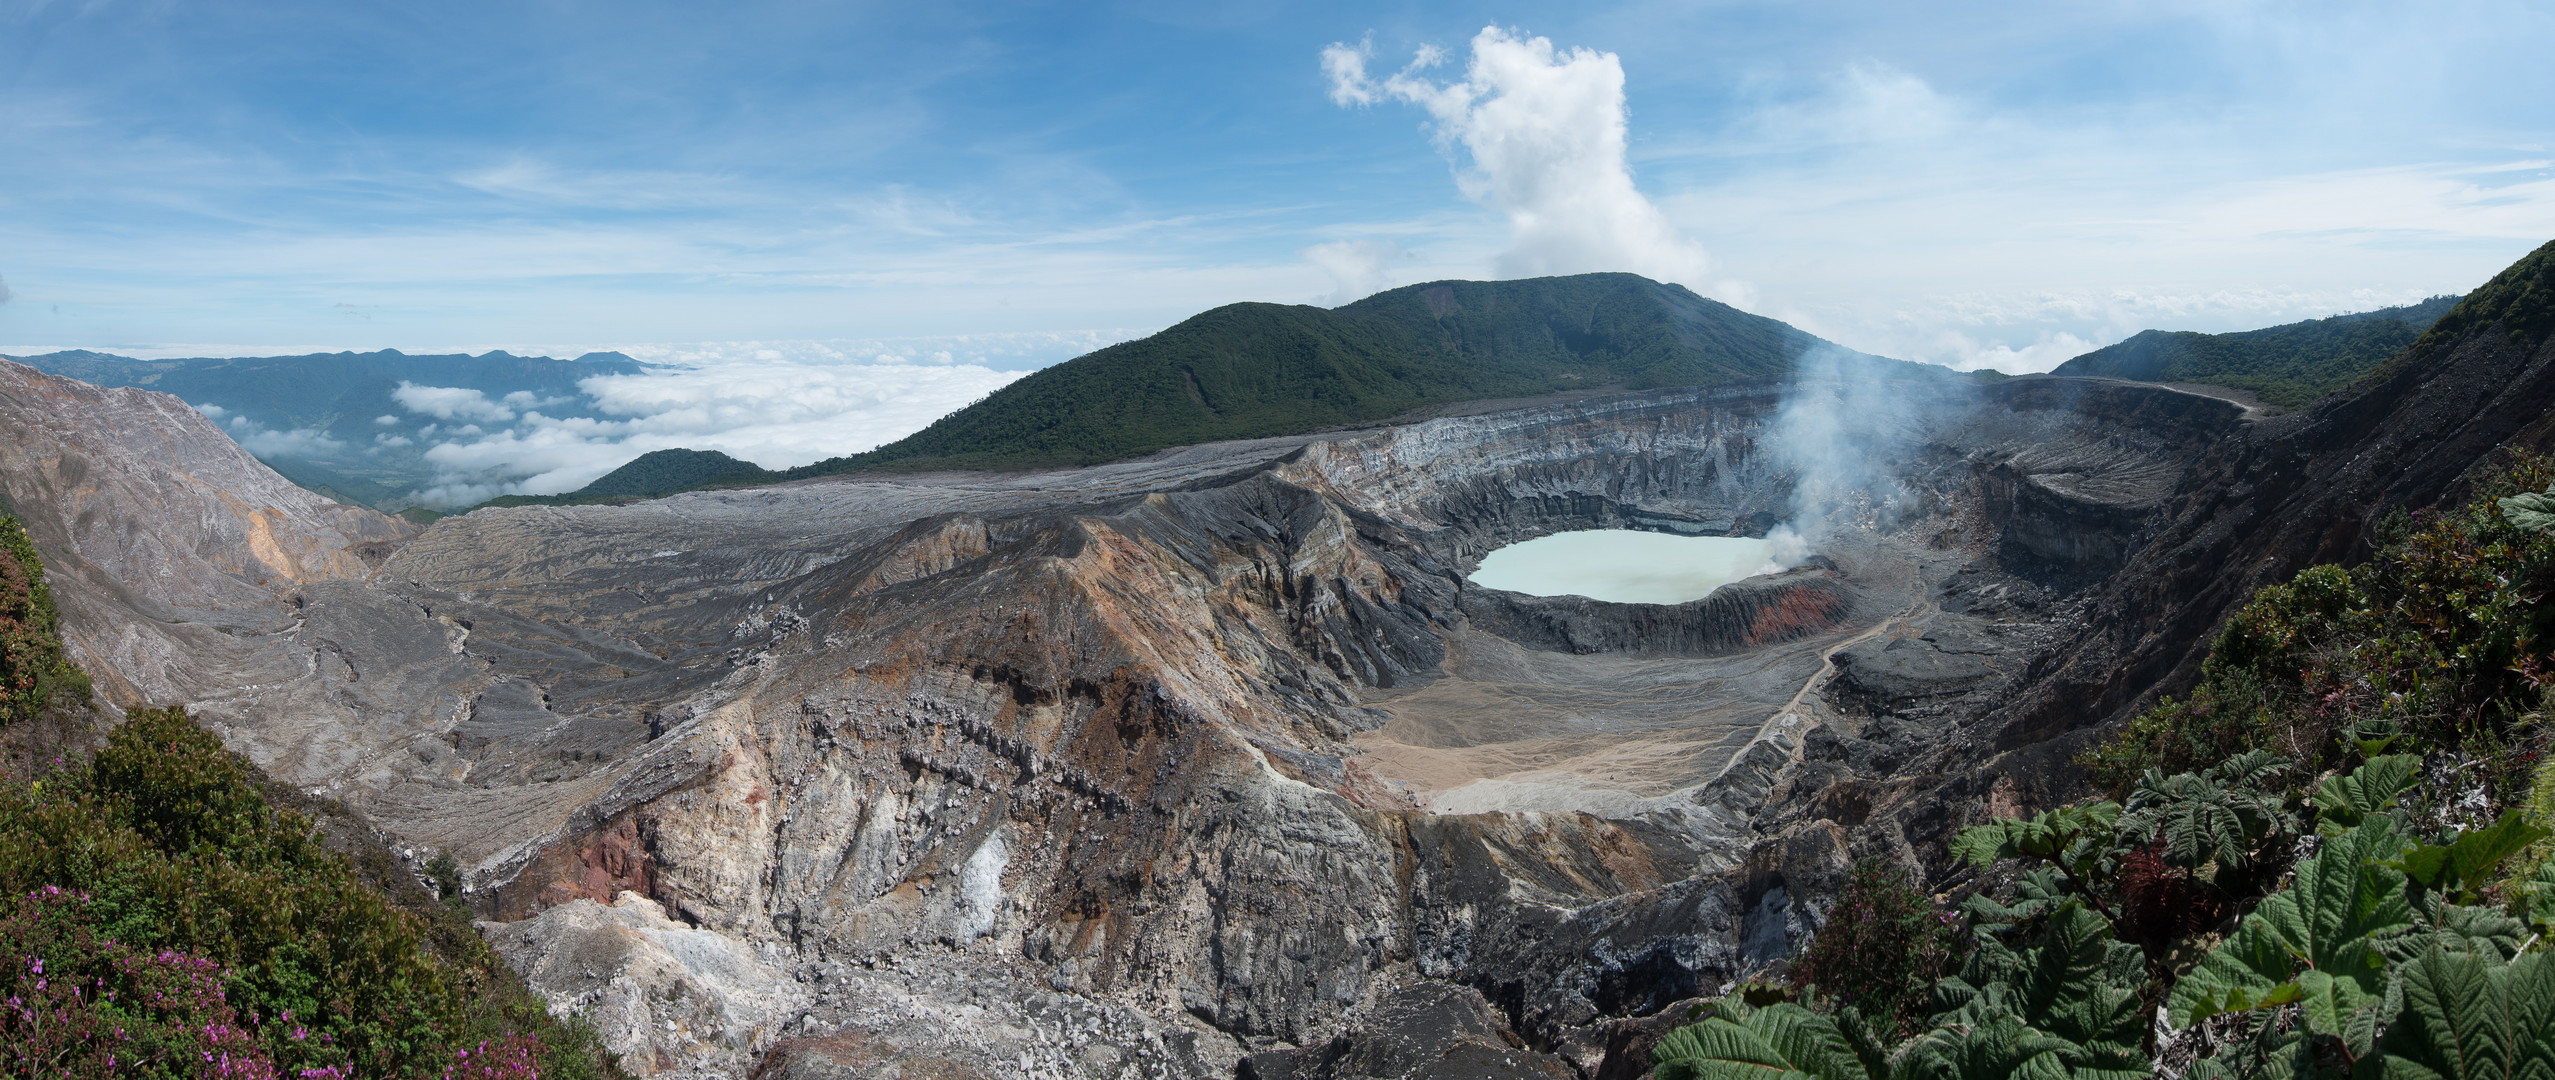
[1655,452,2555,1079]
[0,514,618,1078]
[2050,295,2460,408]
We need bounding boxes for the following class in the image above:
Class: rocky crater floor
[2,357,2258,1077]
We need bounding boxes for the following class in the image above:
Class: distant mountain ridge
[3,348,644,510]
[2049,295,2461,407]
[496,273,1935,508]
[815,273,1897,472]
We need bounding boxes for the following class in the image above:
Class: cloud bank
[191,404,351,459]
[384,331,1141,507]
[1324,27,1715,293]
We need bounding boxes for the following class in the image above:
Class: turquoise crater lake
[1466,530,1787,605]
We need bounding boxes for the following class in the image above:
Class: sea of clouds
[392,330,1143,506]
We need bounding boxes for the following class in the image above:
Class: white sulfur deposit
[956,830,1010,942]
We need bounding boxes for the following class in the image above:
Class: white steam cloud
[1303,239,1414,305]
[1323,27,1714,289]
[0,274,12,306]
[1761,348,1971,555]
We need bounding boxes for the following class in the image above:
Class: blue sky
[4,1,2554,474]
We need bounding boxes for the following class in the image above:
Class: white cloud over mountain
[1323,27,1715,295]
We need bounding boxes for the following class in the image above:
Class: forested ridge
[2051,296,2461,408]
[818,273,1854,473]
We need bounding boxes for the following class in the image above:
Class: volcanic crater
[2,356,2252,1076]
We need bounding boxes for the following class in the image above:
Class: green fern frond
[1651,999,1872,1080]
[2167,821,2415,1031]
[2497,485,2555,535]
[2375,946,2555,1080]
[2313,754,2422,834]
[1951,803,2122,871]
[2120,752,2293,873]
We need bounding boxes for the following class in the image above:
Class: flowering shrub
[0,885,285,1078]
[0,713,612,1079]
[0,513,613,1079]
[446,1036,541,1080]
[2112,847,2202,956]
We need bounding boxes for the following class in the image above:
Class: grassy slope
[2050,294,2461,407]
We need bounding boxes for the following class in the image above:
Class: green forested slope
[2050,295,2460,407]
[1657,452,2555,1080]
[1653,250,2555,1079]
[787,272,1885,474]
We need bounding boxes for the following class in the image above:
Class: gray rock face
[4,360,2261,1076]
[0,358,417,705]
[494,892,809,1076]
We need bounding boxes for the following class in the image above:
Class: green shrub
[0,511,616,1078]
[1788,859,1956,1041]
[0,708,620,1078]
[1,514,90,726]
[2083,451,2555,795]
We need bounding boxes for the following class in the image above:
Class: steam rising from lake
[1467,531,1792,605]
